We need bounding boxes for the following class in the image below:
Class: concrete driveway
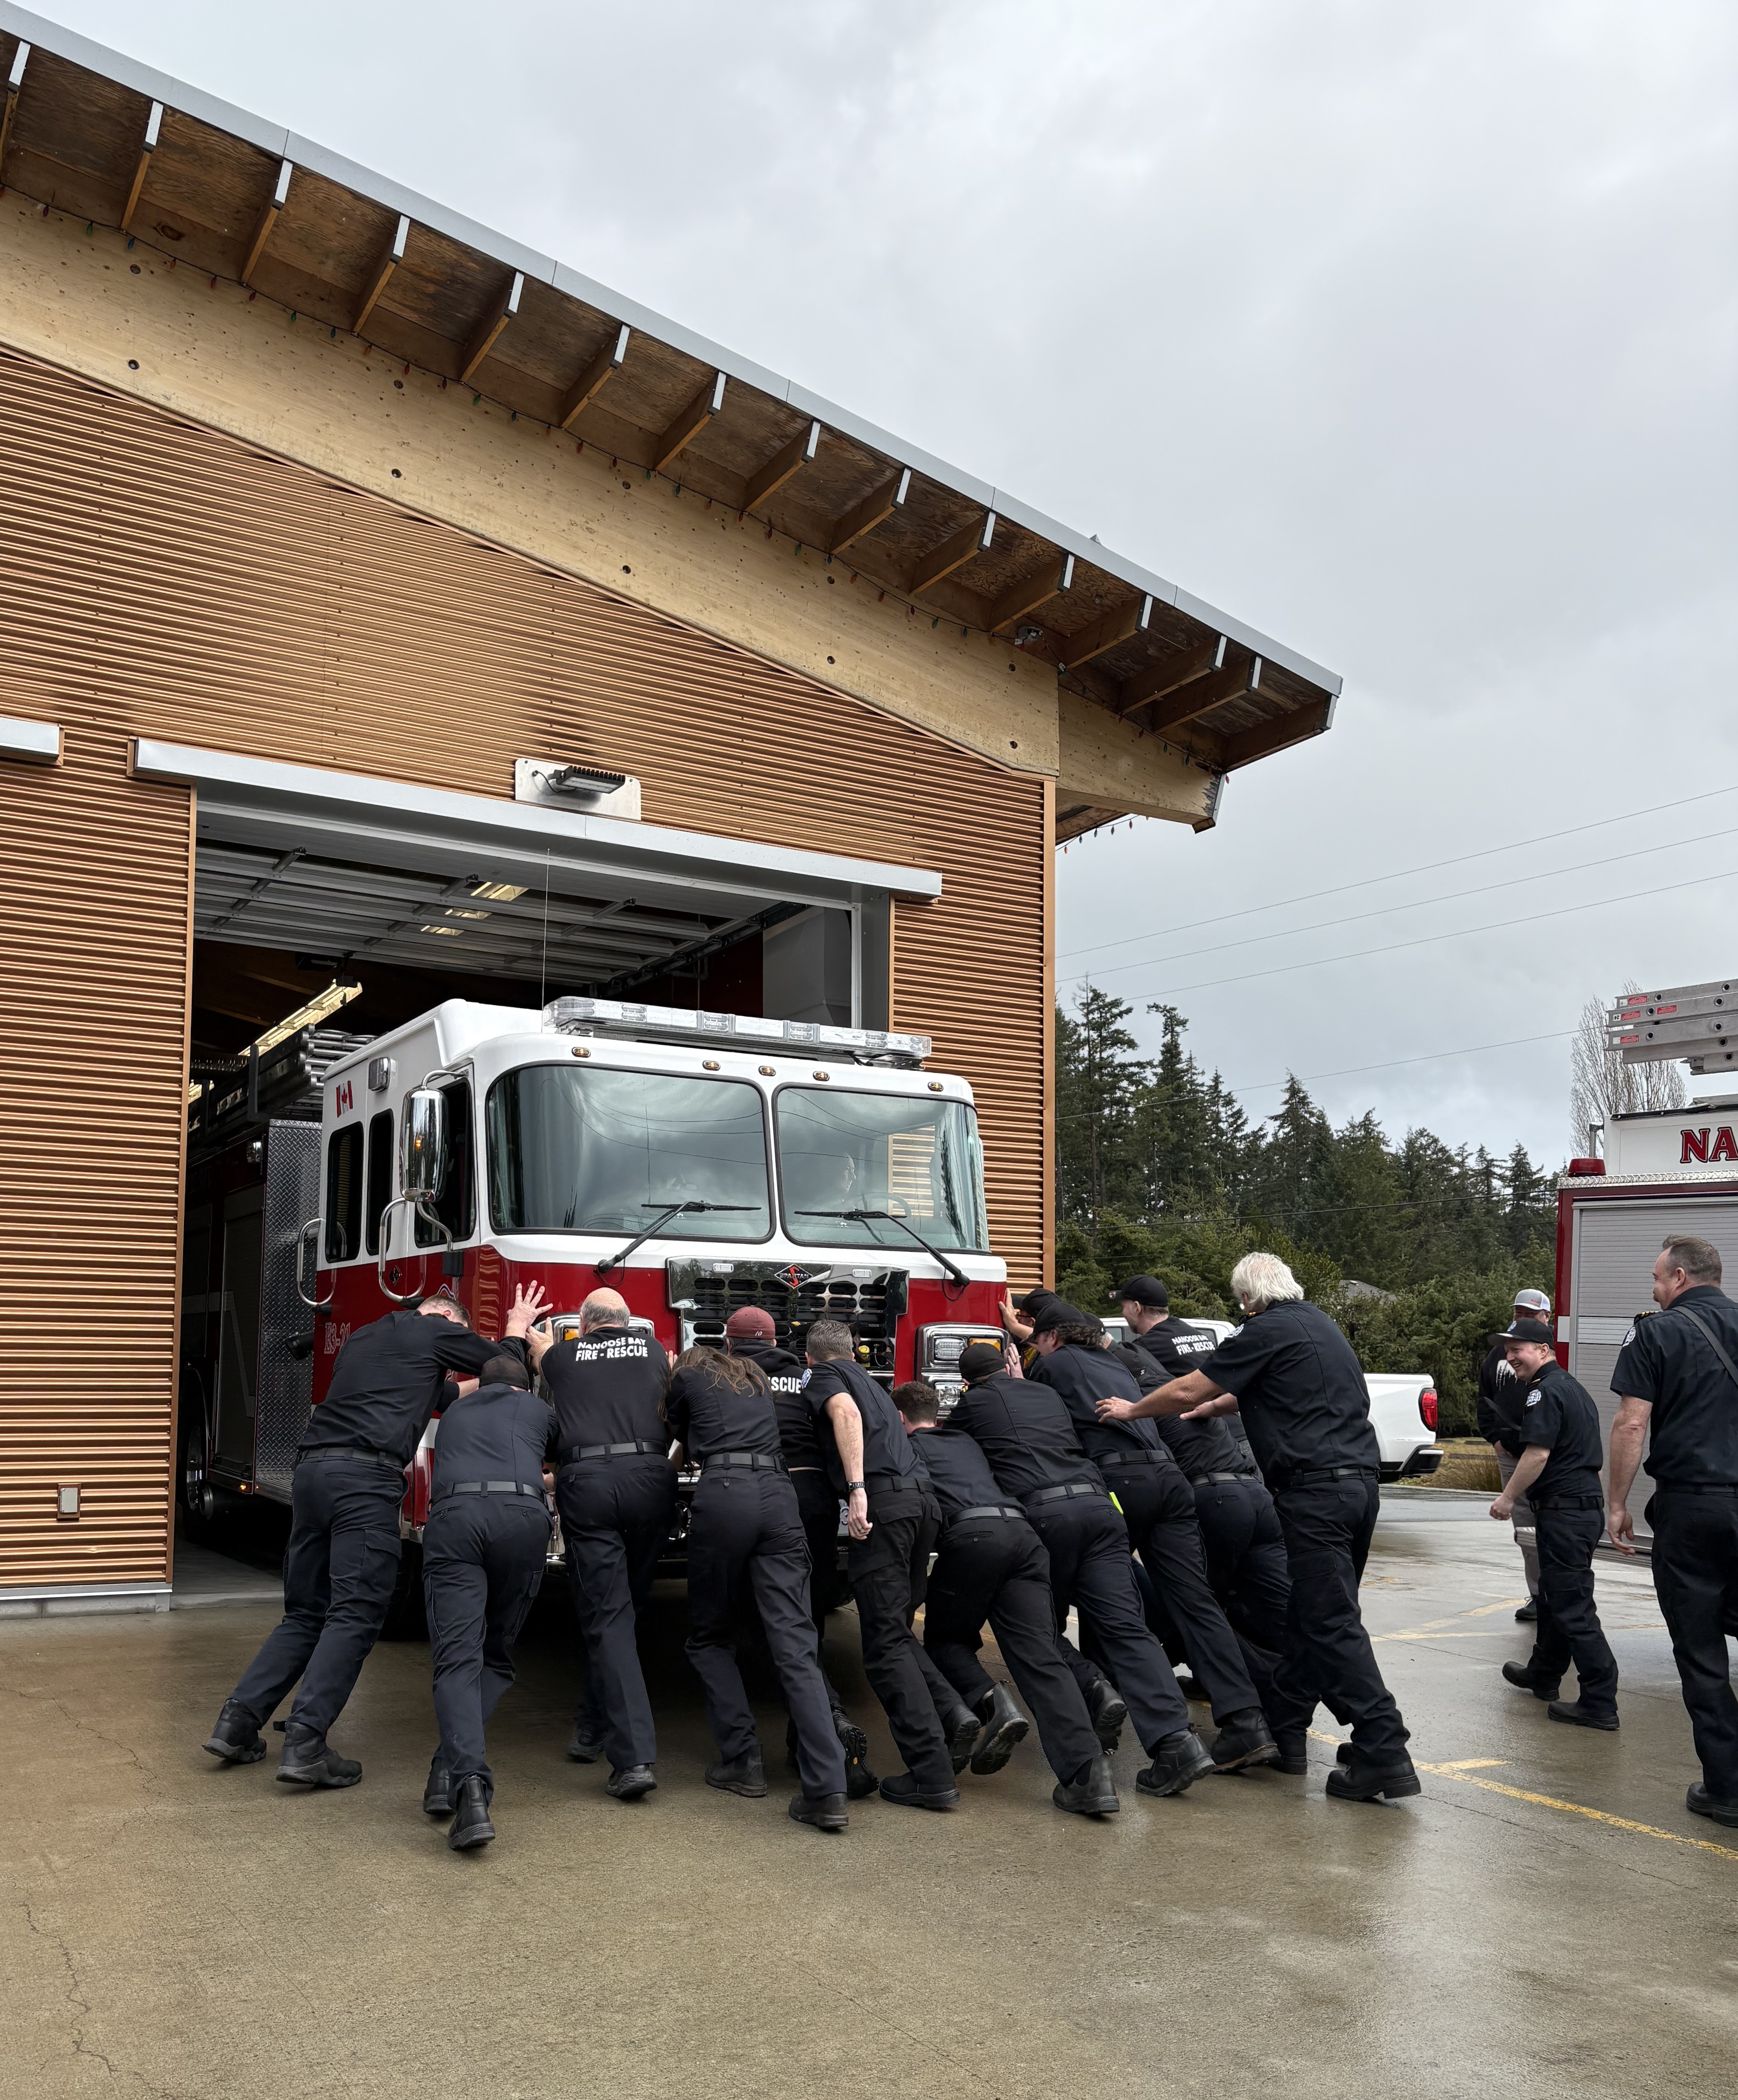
[2,1495,1733,2099]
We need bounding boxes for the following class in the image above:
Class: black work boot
[1548,1700,1618,1731]
[1502,1661,1561,1700]
[1325,1752,1422,1802]
[1085,1676,1128,1754]
[941,1703,982,1773]
[1208,1709,1279,1772]
[969,1683,1029,1775]
[1273,1734,1309,1777]
[833,1709,878,1798]
[1137,1727,1214,1797]
[1053,1754,1120,1817]
[1514,1598,1539,1623]
[1688,1782,1738,1827]
[706,1747,768,1797]
[423,1750,453,1817]
[606,1763,657,1800]
[789,1791,850,1832]
[878,1771,960,1810]
[566,1721,603,1763]
[276,1724,362,1788]
[448,1775,495,1850]
[202,1699,266,1765]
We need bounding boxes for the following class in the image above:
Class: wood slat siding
[0,347,1049,1586]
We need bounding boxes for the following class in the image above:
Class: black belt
[298,1445,401,1468]
[1024,1483,1107,1507]
[703,1451,786,1473]
[947,1504,1025,1526]
[1098,1449,1167,1468]
[1279,1466,1377,1488]
[433,1481,545,1506]
[1655,1482,1738,1495]
[1532,1494,1603,1512]
[561,1440,665,1464]
[1190,1471,1252,1487]
[865,1471,919,1497]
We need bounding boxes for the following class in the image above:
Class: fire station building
[0,5,1341,1603]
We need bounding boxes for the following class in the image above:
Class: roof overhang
[1,5,1342,795]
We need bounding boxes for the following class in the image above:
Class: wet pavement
[2,1496,1735,2099]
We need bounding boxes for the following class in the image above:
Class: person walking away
[1098,1252,1416,1804]
[420,1354,557,1849]
[202,1285,545,1786]
[896,1372,1117,1815]
[804,1319,959,1810]
[530,1289,676,1802]
[667,1344,849,1830]
[1488,1319,1616,1729]
[1480,1287,1554,1620]
[1608,1235,1738,1826]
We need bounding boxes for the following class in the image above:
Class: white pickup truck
[1104,1319,1443,1483]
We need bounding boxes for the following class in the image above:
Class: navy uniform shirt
[540,1323,670,1456]
[908,1422,1012,1520]
[667,1355,781,1462]
[729,1341,817,1467]
[1513,1360,1604,1500]
[1200,1300,1379,1486]
[1027,1342,1178,1472]
[1612,1285,1738,1487]
[1477,1344,1525,1450]
[304,1309,518,1467]
[949,1371,1101,1504]
[430,1381,558,1501]
[806,1357,920,1496]
[1114,1330,1256,1478]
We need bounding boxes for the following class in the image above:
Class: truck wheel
[379,1542,427,1641]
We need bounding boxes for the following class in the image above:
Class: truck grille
[667,1258,909,1369]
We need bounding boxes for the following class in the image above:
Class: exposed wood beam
[1057,591,1151,672]
[0,41,29,182]
[1217,695,1333,770]
[743,418,821,515]
[826,466,909,555]
[353,214,409,335]
[650,370,727,473]
[558,322,630,430]
[241,157,293,285]
[1147,653,1264,733]
[988,553,1073,635]
[119,100,163,233]
[1118,634,1225,719]
[459,270,524,383]
[910,510,995,596]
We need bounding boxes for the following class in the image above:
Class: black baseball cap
[1495,1318,1553,1345]
[958,1342,1006,1383]
[1014,1287,1061,1317]
[1113,1276,1168,1309]
[1032,1298,1092,1333]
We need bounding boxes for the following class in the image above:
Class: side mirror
[400,1087,447,1198]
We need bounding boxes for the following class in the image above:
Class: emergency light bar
[1606,978,1738,1070]
[543,996,931,1067]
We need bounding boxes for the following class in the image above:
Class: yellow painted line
[1305,1730,1738,1861]
[1431,1758,1507,1772]
[1376,1596,1526,1641]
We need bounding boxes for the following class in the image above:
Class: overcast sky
[44,0,1738,1166]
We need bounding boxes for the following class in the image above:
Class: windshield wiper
[593,1201,757,1277]
[796,1208,972,1290]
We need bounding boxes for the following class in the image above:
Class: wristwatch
[846,1480,866,1494]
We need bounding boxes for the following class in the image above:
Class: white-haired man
[1095,1251,1416,1803]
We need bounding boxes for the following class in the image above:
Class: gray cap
[1514,1287,1551,1315]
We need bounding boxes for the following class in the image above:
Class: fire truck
[1556,977,1738,1550]
[179,994,1008,1609]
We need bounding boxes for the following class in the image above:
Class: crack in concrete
[18,1898,197,2099]
[0,1680,164,1791]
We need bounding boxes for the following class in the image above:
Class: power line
[1097,860,1738,1001]
[1063,822,1738,986]
[1059,780,1738,964]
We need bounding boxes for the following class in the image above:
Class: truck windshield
[487,1066,771,1239]
[777,1087,988,1252]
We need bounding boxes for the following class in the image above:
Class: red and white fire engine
[180,995,1008,1604]
[1555,977,1738,1548]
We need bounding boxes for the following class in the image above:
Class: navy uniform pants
[1268,1475,1408,1762]
[555,1455,677,1771]
[1527,1499,1617,1713]
[1028,1494,1190,1753]
[924,1516,1102,1782]
[230,1454,404,1737]
[1648,1487,1738,1794]
[1097,1459,1264,1723]
[846,1488,955,1791]
[423,1493,550,1803]
[789,1467,848,1716]
[685,1467,846,1800]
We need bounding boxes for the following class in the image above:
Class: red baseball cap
[724,1306,776,1341]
